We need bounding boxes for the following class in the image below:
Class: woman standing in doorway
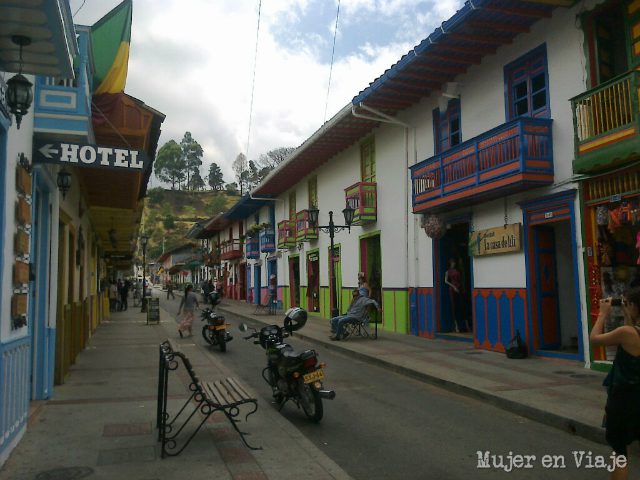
[444,258,467,333]
[177,284,199,338]
[591,287,640,480]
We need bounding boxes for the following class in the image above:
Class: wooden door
[534,227,561,350]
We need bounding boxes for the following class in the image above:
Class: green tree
[180,132,203,191]
[154,140,185,189]
[207,163,225,190]
[189,169,206,191]
[163,214,176,230]
[225,182,239,195]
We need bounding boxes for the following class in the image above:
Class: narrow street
[161,290,612,480]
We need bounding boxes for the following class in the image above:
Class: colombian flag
[91,0,132,94]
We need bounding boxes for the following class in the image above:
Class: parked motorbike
[240,307,335,422]
[200,291,232,352]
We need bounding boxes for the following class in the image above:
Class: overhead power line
[324,0,341,124]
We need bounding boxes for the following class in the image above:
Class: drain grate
[36,467,94,480]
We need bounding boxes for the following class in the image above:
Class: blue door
[253,265,261,304]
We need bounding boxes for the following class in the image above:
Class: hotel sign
[33,140,149,172]
[469,223,522,257]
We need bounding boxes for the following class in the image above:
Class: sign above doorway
[469,223,522,256]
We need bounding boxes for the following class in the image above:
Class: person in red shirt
[444,258,467,333]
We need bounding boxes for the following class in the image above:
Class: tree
[180,132,204,191]
[225,182,239,195]
[207,163,225,190]
[189,169,206,191]
[154,140,185,189]
[257,147,295,169]
[232,153,247,194]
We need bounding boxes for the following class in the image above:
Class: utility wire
[73,0,87,18]
[324,0,341,124]
[244,0,262,194]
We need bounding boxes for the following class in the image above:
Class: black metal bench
[156,339,260,457]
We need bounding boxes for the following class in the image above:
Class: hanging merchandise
[422,214,445,239]
[596,205,609,226]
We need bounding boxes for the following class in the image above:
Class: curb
[219,305,607,447]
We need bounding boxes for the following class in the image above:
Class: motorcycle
[200,291,232,352]
[239,307,335,422]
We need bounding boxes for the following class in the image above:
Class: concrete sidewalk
[217,299,609,446]
[0,296,353,480]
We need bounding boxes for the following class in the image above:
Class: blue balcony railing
[245,236,260,259]
[34,75,92,140]
[259,228,276,253]
[410,117,554,213]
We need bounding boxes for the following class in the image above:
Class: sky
[69,0,463,187]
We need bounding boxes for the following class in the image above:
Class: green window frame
[308,177,318,208]
[360,138,376,183]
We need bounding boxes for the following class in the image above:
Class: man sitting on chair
[329,289,379,341]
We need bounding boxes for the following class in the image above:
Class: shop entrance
[307,252,319,312]
[530,221,579,355]
[360,234,382,322]
[289,256,300,307]
[437,222,472,336]
[584,168,640,362]
[238,263,246,301]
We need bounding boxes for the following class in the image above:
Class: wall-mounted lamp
[6,36,33,129]
[56,168,72,198]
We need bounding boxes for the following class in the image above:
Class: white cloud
[70,0,462,186]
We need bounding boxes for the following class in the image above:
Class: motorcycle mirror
[239,323,248,332]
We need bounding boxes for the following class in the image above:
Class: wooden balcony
[245,236,260,259]
[345,182,377,225]
[34,77,92,140]
[259,228,276,253]
[410,117,554,213]
[220,239,243,260]
[295,210,318,242]
[277,220,296,249]
[571,70,640,173]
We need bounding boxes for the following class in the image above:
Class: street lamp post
[140,233,150,313]
[308,206,355,318]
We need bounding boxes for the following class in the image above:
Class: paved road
[159,291,614,480]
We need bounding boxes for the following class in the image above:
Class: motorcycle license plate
[208,325,226,331]
[303,369,324,384]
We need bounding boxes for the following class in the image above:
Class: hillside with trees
[145,130,295,260]
[142,188,239,260]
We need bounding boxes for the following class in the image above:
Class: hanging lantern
[422,214,445,239]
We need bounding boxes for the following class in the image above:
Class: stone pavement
[0,294,352,480]
[217,298,609,446]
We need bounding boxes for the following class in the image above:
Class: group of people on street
[108,278,131,312]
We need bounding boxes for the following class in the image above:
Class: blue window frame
[504,44,550,120]
[433,98,461,154]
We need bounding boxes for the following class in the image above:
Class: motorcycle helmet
[283,307,307,333]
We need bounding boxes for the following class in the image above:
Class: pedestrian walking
[166,280,175,300]
[120,279,130,311]
[177,284,199,338]
[590,287,640,480]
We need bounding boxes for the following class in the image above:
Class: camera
[610,298,622,307]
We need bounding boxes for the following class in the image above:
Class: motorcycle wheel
[297,382,323,422]
[201,326,214,345]
[218,332,227,352]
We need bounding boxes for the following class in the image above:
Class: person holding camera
[590,287,640,480]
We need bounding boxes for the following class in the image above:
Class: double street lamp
[140,233,150,313]
[307,206,355,318]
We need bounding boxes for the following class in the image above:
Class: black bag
[506,330,528,359]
